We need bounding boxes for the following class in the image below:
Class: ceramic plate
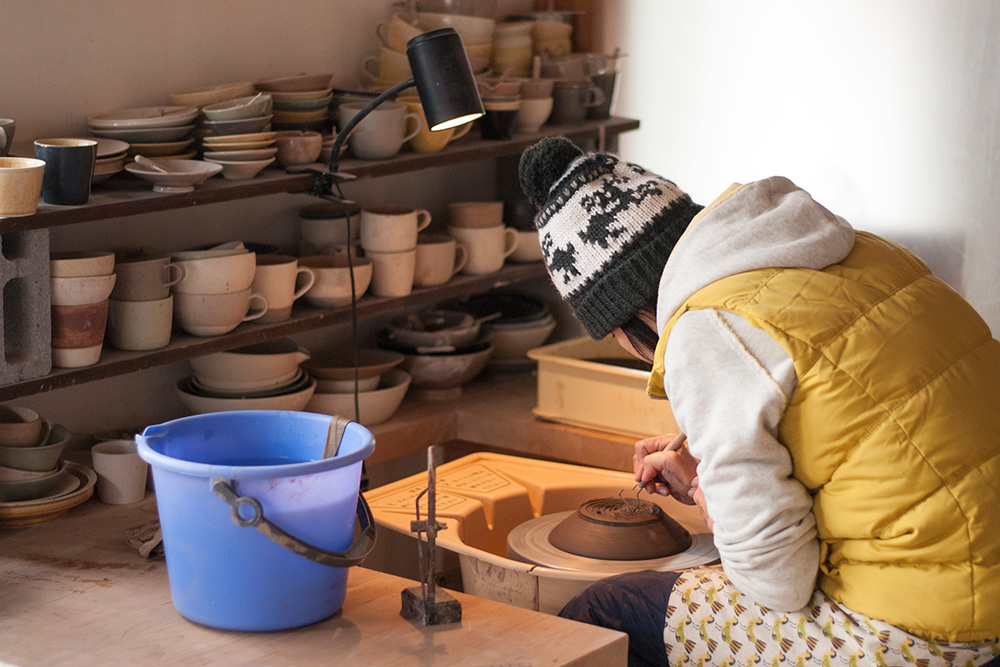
[126,137,196,157]
[0,461,96,527]
[94,138,130,158]
[202,147,279,162]
[201,139,275,151]
[147,150,197,160]
[271,94,334,112]
[201,130,277,144]
[91,124,195,143]
[124,159,223,193]
[268,88,334,103]
[87,106,200,129]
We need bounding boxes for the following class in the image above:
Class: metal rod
[426,445,437,605]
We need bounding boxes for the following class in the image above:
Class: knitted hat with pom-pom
[518,137,703,339]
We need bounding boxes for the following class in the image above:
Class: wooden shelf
[0,117,639,233]
[0,262,547,401]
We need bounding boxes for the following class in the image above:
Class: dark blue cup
[34,138,97,206]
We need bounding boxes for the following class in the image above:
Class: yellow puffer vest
[648,231,1000,642]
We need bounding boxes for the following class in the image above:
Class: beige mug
[360,205,432,252]
[251,254,316,323]
[397,95,473,154]
[414,234,468,287]
[339,102,421,160]
[375,13,424,52]
[366,248,417,297]
[106,295,173,351]
[173,288,268,336]
[447,225,519,275]
[112,256,184,301]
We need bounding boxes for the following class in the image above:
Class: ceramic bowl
[0,461,74,502]
[124,159,223,193]
[0,461,58,482]
[187,369,310,399]
[488,315,557,360]
[382,339,493,390]
[189,338,310,392]
[272,109,328,124]
[302,348,404,382]
[385,310,480,351]
[271,94,333,112]
[0,157,46,217]
[50,273,117,306]
[0,406,43,448]
[50,251,115,278]
[201,115,274,136]
[0,422,70,472]
[203,157,275,180]
[254,73,334,93]
[313,375,382,393]
[298,255,373,308]
[170,81,255,108]
[201,94,273,122]
[416,12,496,43]
[170,250,255,294]
[201,147,279,162]
[176,375,316,414]
[305,368,411,426]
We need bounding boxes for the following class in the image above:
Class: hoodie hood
[655,176,856,333]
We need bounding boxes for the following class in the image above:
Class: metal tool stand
[400,445,462,625]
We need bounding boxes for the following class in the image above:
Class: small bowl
[175,375,316,415]
[201,147,279,162]
[201,94,273,121]
[0,406,43,448]
[298,255,373,308]
[302,348,404,381]
[190,338,311,392]
[0,461,59,482]
[272,109,328,124]
[50,251,115,278]
[201,115,274,136]
[385,310,480,351]
[313,376,382,393]
[0,422,70,471]
[187,370,310,399]
[488,315,557,361]
[254,73,334,93]
[271,94,334,112]
[170,81,255,108]
[382,339,493,390]
[124,159,223,193]
[203,157,275,180]
[0,462,75,502]
[305,368,411,426]
[50,273,117,306]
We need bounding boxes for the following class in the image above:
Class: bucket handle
[212,478,376,568]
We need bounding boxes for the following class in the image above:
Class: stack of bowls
[438,292,556,370]
[200,94,277,180]
[303,349,410,426]
[491,20,534,76]
[510,77,555,134]
[416,9,496,76]
[255,74,334,133]
[200,131,277,180]
[170,81,256,109]
[49,251,116,368]
[87,106,199,161]
[377,309,494,398]
[106,254,181,352]
[0,407,80,507]
[177,339,317,415]
[169,244,265,336]
[92,138,130,183]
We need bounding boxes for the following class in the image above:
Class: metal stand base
[400,586,462,625]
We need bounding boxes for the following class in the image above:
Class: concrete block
[0,228,52,383]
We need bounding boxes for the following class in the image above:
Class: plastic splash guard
[137,410,376,631]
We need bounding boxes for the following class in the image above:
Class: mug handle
[415,208,432,232]
[242,294,269,322]
[585,86,606,108]
[0,126,7,156]
[401,112,423,144]
[361,57,380,81]
[374,22,388,47]
[502,227,520,259]
[292,267,316,301]
[162,262,185,289]
[450,121,474,142]
[452,242,468,276]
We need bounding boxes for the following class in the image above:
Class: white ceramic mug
[338,102,421,161]
[173,288,268,336]
[360,205,432,253]
[112,256,184,301]
[106,295,173,351]
[366,248,417,297]
[414,234,467,287]
[171,251,256,295]
[251,254,316,323]
[91,439,148,505]
[447,225,519,275]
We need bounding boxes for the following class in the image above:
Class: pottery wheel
[507,509,719,575]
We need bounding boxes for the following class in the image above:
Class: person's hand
[633,433,699,505]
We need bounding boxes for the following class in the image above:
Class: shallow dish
[202,139,274,152]
[0,461,58,482]
[201,147,279,162]
[201,130,277,145]
[201,115,274,136]
[268,88,334,103]
[302,348,404,381]
[170,81,255,108]
[127,137,196,157]
[175,375,316,414]
[254,73,334,93]
[187,369,310,399]
[305,368,411,426]
[94,138,130,158]
[203,157,275,180]
[90,124,195,143]
[87,106,199,129]
[0,460,96,527]
[0,422,70,472]
[124,159,223,193]
[271,94,333,112]
[314,375,382,393]
[382,339,493,390]
[201,94,273,121]
[189,338,310,392]
[0,461,76,502]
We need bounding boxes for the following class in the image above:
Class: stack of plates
[255,74,335,132]
[199,93,274,139]
[92,138,130,183]
[201,131,277,163]
[87,106,199,159]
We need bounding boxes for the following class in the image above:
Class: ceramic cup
[251,254,315,323]
[91,439,148,505]
[274,131,323,168]
[298,255,373,308]
[508,229,544,263]
[111,256,184,301]
[339,101,421,160]
[448,201,504,228]
[480,98,521,140]
[514,96,554,134]
[447,225,519,275]
[360,205,432,253]
[376,13,424,52]
[173,288,268,336]
[171,251,256,295]
[0,119,14,158]
[0,157,46,217]
[51,300,109,368]
[106,295,173,351]
[366,247,417,297]
[414,234,467,287]
[588,71,618,120]
[362,45,414,83]
[33,138,98,206]
[550,81,605,125]
[396,95,473,154]
[299,203,361,255]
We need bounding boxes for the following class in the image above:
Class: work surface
[0,493,626,666]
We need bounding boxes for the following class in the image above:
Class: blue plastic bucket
[137,410,375,631]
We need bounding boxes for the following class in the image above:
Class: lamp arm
[329,77,417,174]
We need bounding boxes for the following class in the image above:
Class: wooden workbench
[0,492,627,666]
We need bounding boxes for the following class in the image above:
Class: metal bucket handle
[212,478,376,568]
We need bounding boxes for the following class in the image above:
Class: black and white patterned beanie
[518,137,703,339]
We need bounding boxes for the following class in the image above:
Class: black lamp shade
[407,28,485,131]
